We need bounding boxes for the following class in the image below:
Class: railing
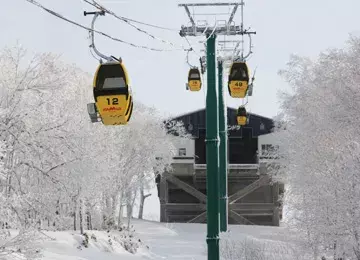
[172,156,277,167]
[193,163,259,170]
[172,156,194,164]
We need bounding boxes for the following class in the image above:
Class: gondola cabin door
[93,62,132,125]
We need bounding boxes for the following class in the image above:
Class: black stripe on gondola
[93,89,129,101]
[126,100,134,122]
[125,95,132,115]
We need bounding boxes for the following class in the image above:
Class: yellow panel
[237,116,247,126]
[96,95,129,117]
[101,115,127,125]
[188,80,201,91]
[229,80,248,98]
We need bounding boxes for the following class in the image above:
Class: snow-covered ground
[36,219,302,260]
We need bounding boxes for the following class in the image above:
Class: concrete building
[155,107,282,226]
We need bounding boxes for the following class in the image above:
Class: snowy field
[29,219,302,260]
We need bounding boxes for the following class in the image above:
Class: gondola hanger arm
[84,10,116,63]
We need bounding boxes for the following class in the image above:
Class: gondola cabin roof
[165,107,274,138]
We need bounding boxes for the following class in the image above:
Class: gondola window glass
[231,69,238,78]
[190,73,200,79]
[103,77,126,89]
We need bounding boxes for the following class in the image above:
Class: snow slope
[37,219,301,260]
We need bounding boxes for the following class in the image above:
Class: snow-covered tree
[272,35,360,259]
[0,43,189,258]
[0,43,81,258]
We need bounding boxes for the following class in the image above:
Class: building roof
[168,106,274,122]
[166,106,275,138]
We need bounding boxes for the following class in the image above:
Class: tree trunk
[117,191,124,227]
[86,211,92,230]
[127,189,138,229]
[104,194,112,229]
[73,200,77,231]
[79,199,84,234]
[138,185,151,219]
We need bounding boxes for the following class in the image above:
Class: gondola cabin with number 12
[187,67,202,91]
[228,62,250,98]
[93,62,133,125]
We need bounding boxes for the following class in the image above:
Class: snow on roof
[168,106,274,121]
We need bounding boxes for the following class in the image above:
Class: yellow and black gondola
[187,67,202,91]
[228,62,250,98]
[237,106,248,126]
[93,61,133,125]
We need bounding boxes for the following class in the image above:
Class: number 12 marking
[106,98,119,105]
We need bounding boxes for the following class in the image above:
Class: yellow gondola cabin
[237,106,248,126]
[93,61,133,125]
[228,62,250,98]
[187,67,202,91]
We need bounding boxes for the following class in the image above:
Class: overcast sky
[3,0,360,121]
[2,0,360,221]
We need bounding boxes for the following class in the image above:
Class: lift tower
[179,2,255,260]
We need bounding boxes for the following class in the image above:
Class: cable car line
[82,0,189,51]
[24,0,183,52]
[85,0,179,32]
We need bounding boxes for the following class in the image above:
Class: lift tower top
[178,2,255,37]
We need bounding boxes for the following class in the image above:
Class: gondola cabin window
[231,68,247,79]
[95,63,128,90]
[103,77,126,89]
[190,73,200,79]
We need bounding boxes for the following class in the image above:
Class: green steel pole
[205,34,220,260]
[218,60,228,232]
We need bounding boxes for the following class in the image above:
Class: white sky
[3,0,360,219]
[3,0,360,119]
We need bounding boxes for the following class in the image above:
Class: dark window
[96,64,126,90]
[195,129,206,164]
[179,148,186,156]
[228,128,257,164]
[103,78,126,89]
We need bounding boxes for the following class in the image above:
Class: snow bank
[2,219,304,260]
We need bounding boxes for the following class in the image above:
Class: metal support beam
[218,60,228,233]
[165,203,275,212]
[229,210,255,225]
[227,5,239,26]
[272,182,280,225]
[183,6,195,27]
[179,3,242,7]
[188,211,207,223]
[228,175,271,204]
[229,203,275,211]
[163,172,207,203]
[159,175,169,222]
[166,203,206,211]
[205,33,220,260]
[180,25,242,36]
